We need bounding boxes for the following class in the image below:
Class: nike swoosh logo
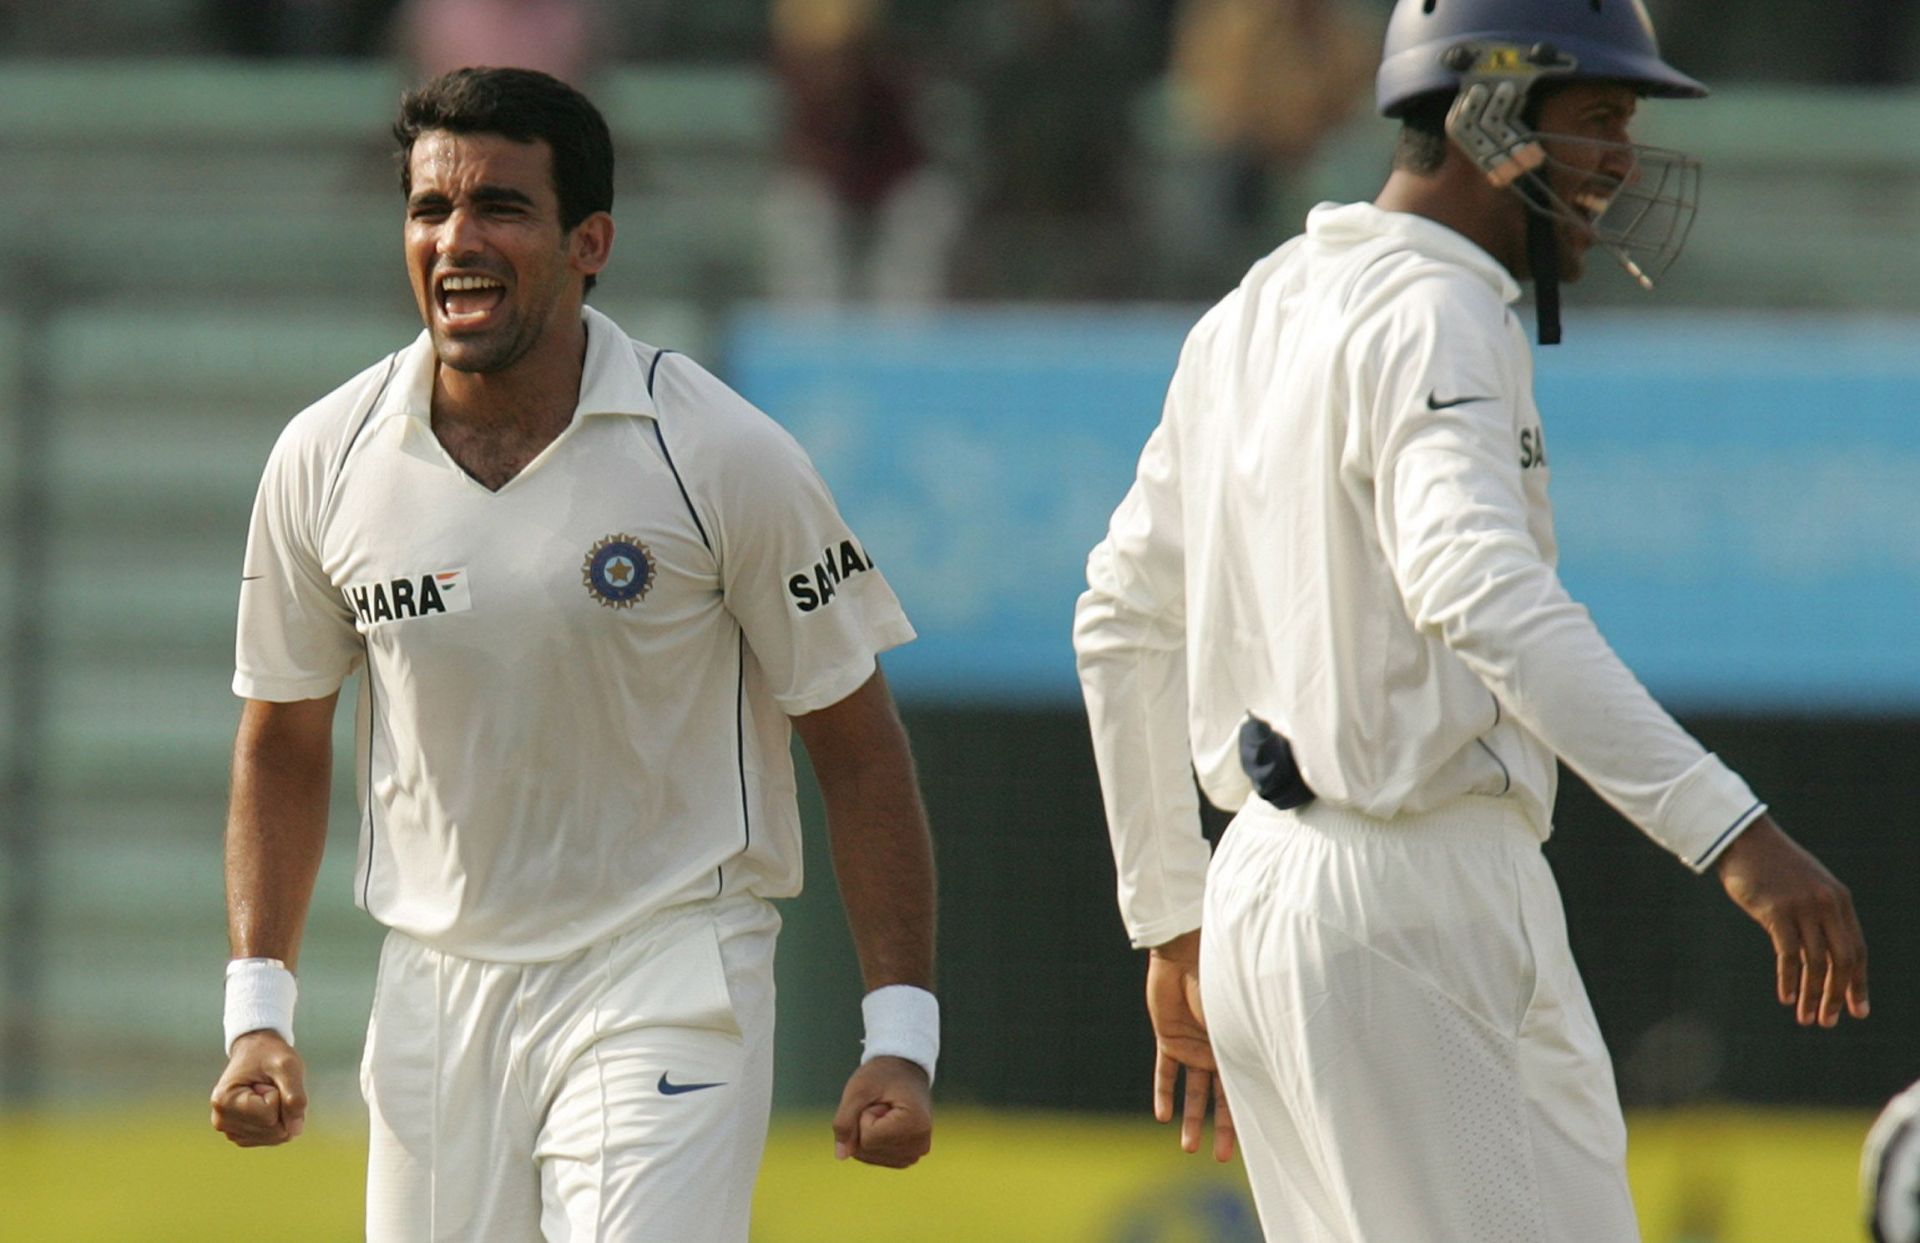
[657,1072,725,1096]
[241,575,263,582]
[1427,392,1498,410]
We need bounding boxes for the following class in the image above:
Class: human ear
[571,212,615,277]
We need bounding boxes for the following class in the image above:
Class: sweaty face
[1531,82,1640,283]
[404,131,586,375]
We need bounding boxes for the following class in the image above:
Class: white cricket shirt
[236,306,914,961]
[1075,202,1764,948]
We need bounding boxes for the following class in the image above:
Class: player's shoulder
[645,345,811,466]
[255,344,416,503]
[1348,250,1520,373]
[1315,205,1518,326]
[275,348,411,457]
[1369,249,1509,322]
[1176,256,1276,373]
[1200,234,1311,330]
[1183,289,1243,356]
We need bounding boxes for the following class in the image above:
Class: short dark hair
[1392,91,1452,175]
[395,67,614,292]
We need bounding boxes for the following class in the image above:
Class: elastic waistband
[387,894,775,969]
[1234,793,1541,851]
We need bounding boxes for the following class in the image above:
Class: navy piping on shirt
[1474,738,1513,797]
[322,353,399,519]
[644,346,747,888]
[310,356,398,911]
[727,630,751,893]
[358,634,381,910]
[645,350,713,552]
[1693,800,1764,868]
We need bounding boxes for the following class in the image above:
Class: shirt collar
[1306,201,1522,305]
[369,303,657,429]
[574,304,658,420]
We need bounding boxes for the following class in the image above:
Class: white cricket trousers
[361,897,780,1242]
[1201,795,1640,1243]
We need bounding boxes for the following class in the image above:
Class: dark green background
[777,707,1918,1112]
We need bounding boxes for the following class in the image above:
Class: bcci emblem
[581,534,656,609]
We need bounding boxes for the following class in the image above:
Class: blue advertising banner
[726,309,1920,710]
[1539,315,1920,710]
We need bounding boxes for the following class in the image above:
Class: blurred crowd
[178,0,1393,301]
[0,0,1912,302]
[19,0,1887,85]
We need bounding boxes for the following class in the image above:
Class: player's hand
[210,1031,308,1147]
[1716,814,1868,1028]
[832,1056,932,1169]
[1146,929,1235,1163]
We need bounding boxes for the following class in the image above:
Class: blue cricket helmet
[1376,0,1705,117]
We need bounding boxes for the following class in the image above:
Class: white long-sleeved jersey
[1074,202,1764,948]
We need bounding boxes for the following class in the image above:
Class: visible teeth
[1573,192,1612,221]
[440,275,503,292]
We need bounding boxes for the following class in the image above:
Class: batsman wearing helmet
[1074,1,1869,1239]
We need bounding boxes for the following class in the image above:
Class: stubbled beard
[431,313,538,375]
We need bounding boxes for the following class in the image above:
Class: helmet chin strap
[1521,176,1561,346]
[1437,40,1575,345]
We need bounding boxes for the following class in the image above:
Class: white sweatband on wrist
[860,984,939,1085]
[223,957,297,1055]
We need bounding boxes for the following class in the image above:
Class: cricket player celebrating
[1074,1,1868,1238]
[208,68,937,1241]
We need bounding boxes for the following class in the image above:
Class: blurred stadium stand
[2,50,1917,1145]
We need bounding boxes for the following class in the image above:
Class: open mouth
[436,272,507,326]
[1571,189,1613,228]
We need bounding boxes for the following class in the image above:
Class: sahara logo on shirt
[344,568,471,626]
[788,540,874,613]
[582,534,656,609]
[1520,424,1548,470]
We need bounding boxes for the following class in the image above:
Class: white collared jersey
[235,306,914,962]
[1075,203,1764,948]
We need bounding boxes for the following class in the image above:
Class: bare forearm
[225,696,337,969]
[795,670,937,993]
[822,742,937,992]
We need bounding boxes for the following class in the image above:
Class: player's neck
[431,319,588,437]
[1375,164,1525,278]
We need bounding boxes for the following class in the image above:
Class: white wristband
[223,957,297,1055]
[860,984,939,1085]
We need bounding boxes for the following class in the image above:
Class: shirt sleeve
[1366,280,1763,871]
[656,356,915,717]
[233,419,362,702]
[1073,341,1211,948]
